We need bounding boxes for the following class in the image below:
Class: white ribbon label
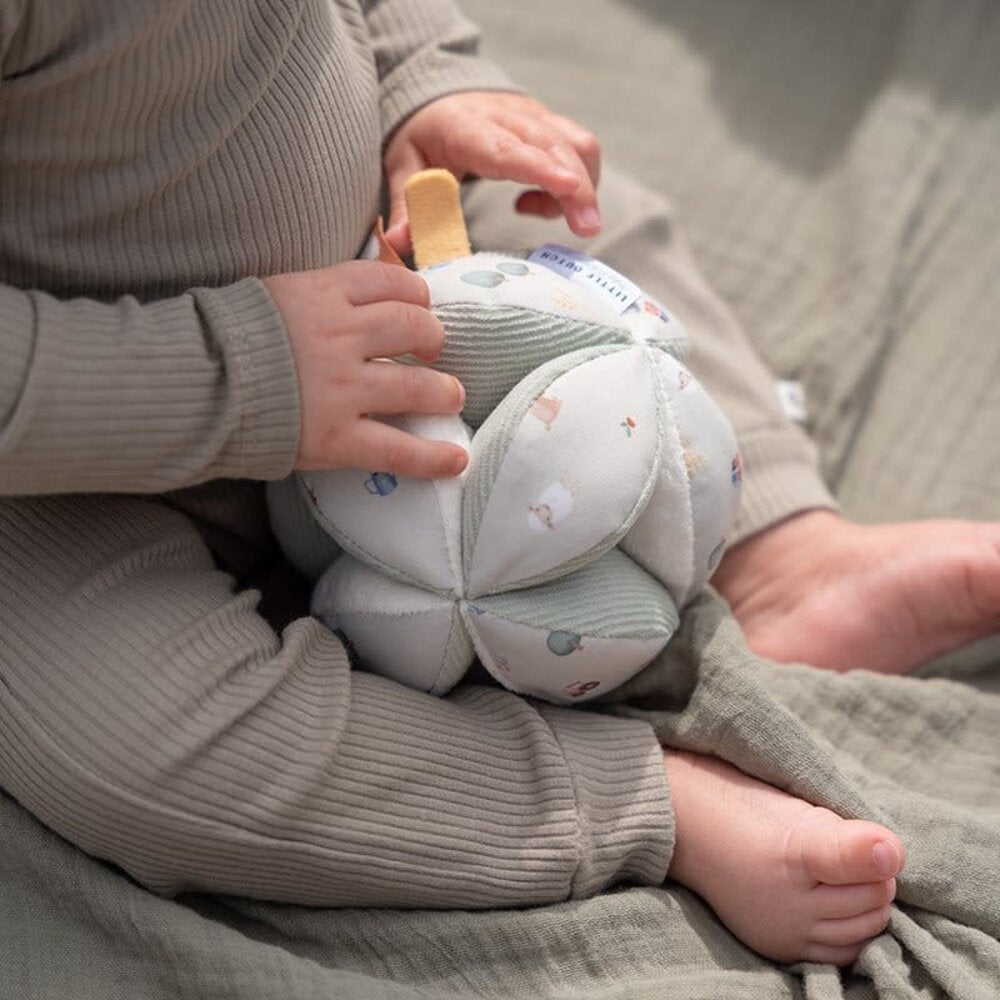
[529,243,643,315]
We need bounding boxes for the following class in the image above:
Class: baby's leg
[0,491,671,908]
[665,750,904,965]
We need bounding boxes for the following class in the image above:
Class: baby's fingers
[336,259,430,308]
[497,112,601,235]
[362,360,466,418]
[348,420,468,479]
[514,187,601,237]
[352,300,445,362]
[515,189,565,220]
[548,111,601,190]
[455,121,581,195]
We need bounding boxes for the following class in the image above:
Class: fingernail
[578,207,601,232]
[872,841,900,877]
[451,447,469,475]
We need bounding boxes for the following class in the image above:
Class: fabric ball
[270,247,741,704]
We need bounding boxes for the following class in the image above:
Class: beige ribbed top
[0,0,672,907]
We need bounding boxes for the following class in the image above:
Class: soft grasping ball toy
[268,170,741,705]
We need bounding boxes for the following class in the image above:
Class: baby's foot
[665,751,904,965]
[713,511,1000,674]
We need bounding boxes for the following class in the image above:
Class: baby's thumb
[384,148,425,253]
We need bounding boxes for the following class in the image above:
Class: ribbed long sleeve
[0,0,515,495]
[362,0,518,139]
[0,279,300,494]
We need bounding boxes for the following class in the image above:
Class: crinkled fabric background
[4,2,1000,997]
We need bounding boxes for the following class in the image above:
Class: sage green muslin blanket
[4,602,999,999]
[3,1,999,997]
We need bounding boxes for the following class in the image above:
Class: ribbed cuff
[537,705,673,897]
[380,51,520,145]
[192,277,301,482]
[733,424,838,544]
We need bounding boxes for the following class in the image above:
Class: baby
[0,0,903,970]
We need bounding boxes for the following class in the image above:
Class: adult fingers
[359,360,466,417]
[344,420,468,479]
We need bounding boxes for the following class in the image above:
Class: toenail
[872,841,900,877]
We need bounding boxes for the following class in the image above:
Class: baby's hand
[263,261,467,478]
[383,92,601,252]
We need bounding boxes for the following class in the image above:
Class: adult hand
[383,91,601,253]
[263,261,467,477]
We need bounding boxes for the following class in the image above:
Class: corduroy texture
[461,344,620,587]
[479,548,678,640]
[430,303,633,428]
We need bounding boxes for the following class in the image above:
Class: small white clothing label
[529,244,643,315]
[776,380,808,424]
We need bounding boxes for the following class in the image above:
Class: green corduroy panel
[429,604,477,695]
[432,303,633,428]
[473,547,678,640]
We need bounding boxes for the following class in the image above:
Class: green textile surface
[4,598,999,999]
[4,1,1000,997]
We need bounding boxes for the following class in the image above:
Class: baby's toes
[795,814,905,886]
[810,905,893,948]
[800,942,866,967]
[814,878,896,919]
